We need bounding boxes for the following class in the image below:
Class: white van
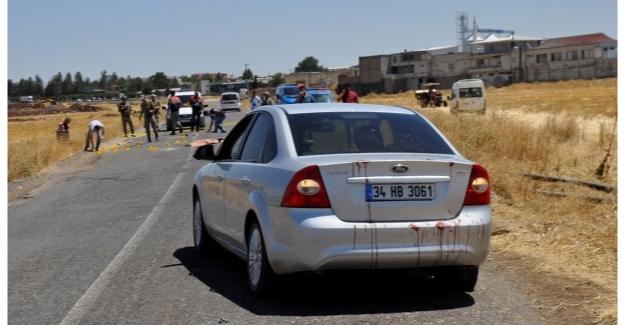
[448,79,486,114]
[220,92,242,111]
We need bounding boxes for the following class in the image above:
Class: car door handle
[241,177,250,186]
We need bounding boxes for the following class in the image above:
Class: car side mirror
[193,144,217,161]
[276,94,281,99]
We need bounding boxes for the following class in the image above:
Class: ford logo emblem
[390,164,409,173]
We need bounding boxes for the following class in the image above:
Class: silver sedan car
[192,103,492,296]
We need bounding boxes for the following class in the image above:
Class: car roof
[221,92,239,95]
[175,91,197,96]
[260,103,416,115]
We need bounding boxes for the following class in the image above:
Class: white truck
[20,96,34,103]
[448,79,486,114]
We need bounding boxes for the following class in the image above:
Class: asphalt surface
[8,105,550,325]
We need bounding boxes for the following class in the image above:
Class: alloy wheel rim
[193,201,202,247]
[248,228,262,287]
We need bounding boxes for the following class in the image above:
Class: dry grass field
[361,78,617,324]
[7,79,617,323]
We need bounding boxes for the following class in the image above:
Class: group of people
[57,83,360,152]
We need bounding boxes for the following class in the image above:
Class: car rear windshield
[287,112,454,156]
[282,87,300,97]
[459,87,483,98]
[222,94,238,101]
[310,94,332,103]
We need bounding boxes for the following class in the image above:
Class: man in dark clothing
[167,90,183,135]
[190,91,203,132]
[209,107,227,133]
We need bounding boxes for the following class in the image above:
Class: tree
[62,72,73,95]
[34,75,44,96]
[294,56,327,73]
[98,70,107,90]
[142,82,154,96]
[214,72,224,82]
[84,77,91,92]
[201,74,213,82]
[8,79,14,97]
[269,73,285,87]
[252,75,258,89]
[242,68,253,80]
[73,72,83,94]
[109,72,118,90]
[149,72,169,89]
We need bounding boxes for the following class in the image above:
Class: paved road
[8,107,549,325]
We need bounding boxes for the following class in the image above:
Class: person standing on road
[138,96,159,143]
[249,90,260,110]
[83,120,105,152]
[260,92,273,106]
[337,83,359,103]
[117,97,135,137]
[150,94,161,126]
[167,90,183,135]
[209,107,227,133]
[190,91,204,132]
[295,84,315,103]
[55,117,71,140]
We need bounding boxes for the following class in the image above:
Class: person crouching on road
[139,96,159,143]
[56,117,71,140]
[84,120,105,152]
[209,107,227,133]
[117,96,135,137]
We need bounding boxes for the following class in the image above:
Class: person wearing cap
[150,94,161,126]
[117,96,135,137]
[138,96,159,143]
[260,92,273,106]
[337,83,359,103]
[295,84,315,103]
[83,120,105,152]
[55,117,72,140]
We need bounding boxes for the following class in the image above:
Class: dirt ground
[8,102,104,117]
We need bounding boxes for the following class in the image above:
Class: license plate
[365,184,436,201]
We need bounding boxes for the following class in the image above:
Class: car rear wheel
[247,222,279,297]
[193,197,212,255]
[440,266,479,292]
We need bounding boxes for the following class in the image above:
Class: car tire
[440,266,479,292]
[193,196,213,255]
[247,222,279,297]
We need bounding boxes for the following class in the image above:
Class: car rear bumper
[263,205,492,275]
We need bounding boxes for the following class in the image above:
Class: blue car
[275,84,301,104]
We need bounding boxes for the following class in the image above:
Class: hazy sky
[5,0,619,83]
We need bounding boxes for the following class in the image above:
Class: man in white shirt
[84,120,105,152]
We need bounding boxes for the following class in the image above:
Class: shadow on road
[173,246,475,316]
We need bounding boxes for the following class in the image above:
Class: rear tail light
[281,165,331,208]
[463,164,491,205]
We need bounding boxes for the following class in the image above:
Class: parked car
[192,103,492,297]
[220,92,242,111]
[162,91,207,131]
[307,88,335,103]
